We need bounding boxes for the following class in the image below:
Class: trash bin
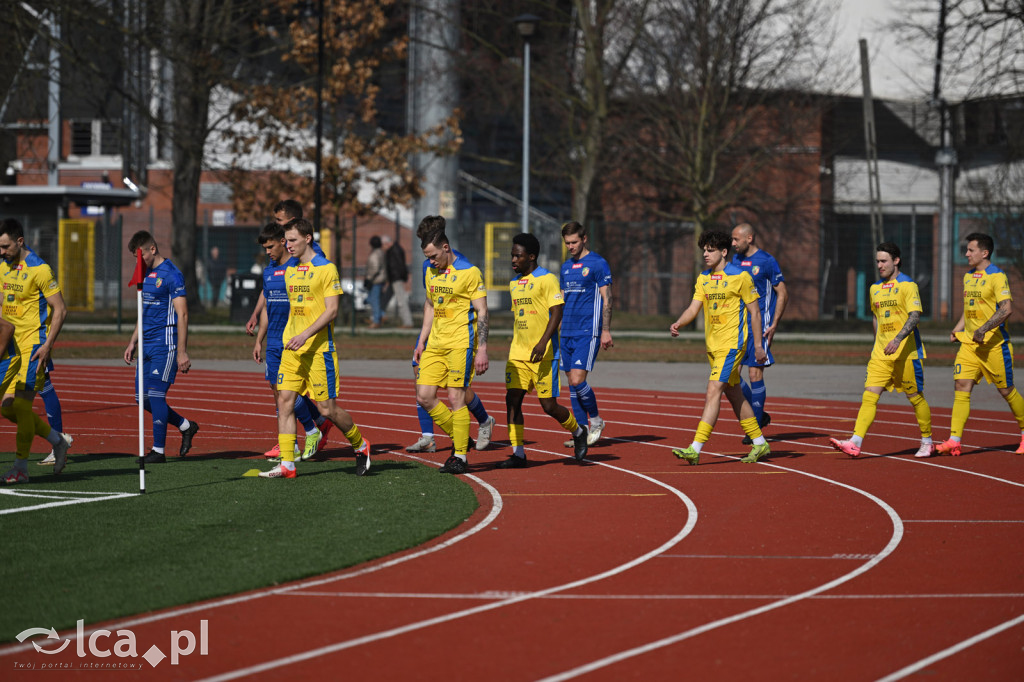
[229,274,261,324]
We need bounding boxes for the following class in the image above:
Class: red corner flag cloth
[128,249,146,287]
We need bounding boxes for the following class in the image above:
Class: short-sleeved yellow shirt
[693,264,759,353]
[869,273,925,361]
[424,253,486,350]
[957,264,1013,346]
[0,250,61,354]
[282,255,342,354]
[508,267,563,364]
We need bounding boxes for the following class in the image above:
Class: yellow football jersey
[0,250,61,353]
[869,274,925,360]
[424,254,486,350]
[508,268,563,363]
[959,265,1012,345]
[693,264,759,353]
[282,255,342,353]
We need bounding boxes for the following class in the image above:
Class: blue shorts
[142,348,177,385]
[560,334,599,373]
[265,345,283,383]
[741,335,775,368]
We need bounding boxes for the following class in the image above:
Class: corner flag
[130,249,147,494]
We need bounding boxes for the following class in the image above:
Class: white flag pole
[137,282,145,494]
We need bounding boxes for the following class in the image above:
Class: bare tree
[223,0,461,244]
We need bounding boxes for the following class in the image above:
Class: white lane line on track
[539,455,905,682]
[194,453,700,682]
[876,613,1024,681]
[0,455,504,658]
[286,591,1024,601]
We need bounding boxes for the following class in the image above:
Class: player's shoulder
[451,253,478,271]
[310,254,334,268]
[723,263,748,277]
[23,250,49,269]
[894,272,917,284]
[984,263,1006,276]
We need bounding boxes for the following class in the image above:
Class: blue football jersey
[559,252,612,337]
[140,259,187,350]
[731,249,784,331]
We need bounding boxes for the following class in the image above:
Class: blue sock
[750,380,766,422]
[740,379,753,406]
[575,381,600,420]
[569,387,588,426]
[467,393,490,424]
[299,395,325,426]
[142,391,170,449]
[417,404,434,434]
[40,376,62,432]
[294,395,318,433]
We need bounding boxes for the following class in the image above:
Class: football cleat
[355,440,371,476]
[476,416,496,450]
[439,455,468,475]
[52,432,72,474]
[179,421,200,457]
[496,455,527,469]
[300,430,323,461]
[672,446,699,466]
[914,442,936,458]
[936,439,962,457]
[573,427,589,462]
[2,466,29,484]
[406,435,437,453]
[258,464,296,479]
[829,438,861,458]
[587,417,605,445]
[741,442,770,463]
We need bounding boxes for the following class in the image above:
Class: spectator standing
[383,234,413,328]
[207,245,226,307]
[366,236,387,328]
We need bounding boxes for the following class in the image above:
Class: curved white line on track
[195,454,700,682]
[539,455,906,682]
[877,613,1024,681]
[0,457,503,657]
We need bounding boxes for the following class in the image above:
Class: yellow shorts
[505,358,560,398]
[954,340,1014,389]
[0,352,22,396]
[865,352,924,393]
[417,347,475,389]
[11,346,45,394]
[707,347,743,386]
[277,348,340,401]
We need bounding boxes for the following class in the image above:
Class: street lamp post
[514,14,540,234]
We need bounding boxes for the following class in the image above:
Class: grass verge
[0,452,478,642]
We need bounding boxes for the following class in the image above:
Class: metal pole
[520,39,531,234]
[933,0,956,320]
[314,0,325,230]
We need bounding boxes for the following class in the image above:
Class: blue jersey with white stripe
[140,259,186,351]
[730,249,784,331]
[263,256,300,351]
[559,252,612,337]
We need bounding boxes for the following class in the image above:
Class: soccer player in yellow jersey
[413,216,489,475]
[936,232,1024,456]
[0,219,73,483]
[829,243,934,458]
[669,230,770,464]
[259,219,371,478]
[498,233,588,469]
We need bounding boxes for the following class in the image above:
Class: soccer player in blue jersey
[499,232,588,468]
[670,230,770,464]
[558,221,613,448]
[0,220,73,483]
[122,231,199,464]
[730,223,787,443]
[252,222,330,462]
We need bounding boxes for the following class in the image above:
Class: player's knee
[0,401,15,420]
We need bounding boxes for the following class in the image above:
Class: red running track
[1,364,1022,680]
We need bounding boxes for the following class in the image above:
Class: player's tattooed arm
[477,310,489,346]
[893,311,921,344]
[975,299,1012,341]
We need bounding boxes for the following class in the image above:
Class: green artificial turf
[0,453,478,642]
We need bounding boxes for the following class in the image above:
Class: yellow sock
[428,403,454,437]
[950,390,971,439]
[509,423,525,447]
[853,391,880,438]
[1004,388,1024,430]
[278,434,297,463]
[559,413,579,433]
[452,406,470,455]
[694,420,714,444]
[343,424,365,450]
[739,416,762,440]
[907,393,932,438]
[13,398,37,460]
